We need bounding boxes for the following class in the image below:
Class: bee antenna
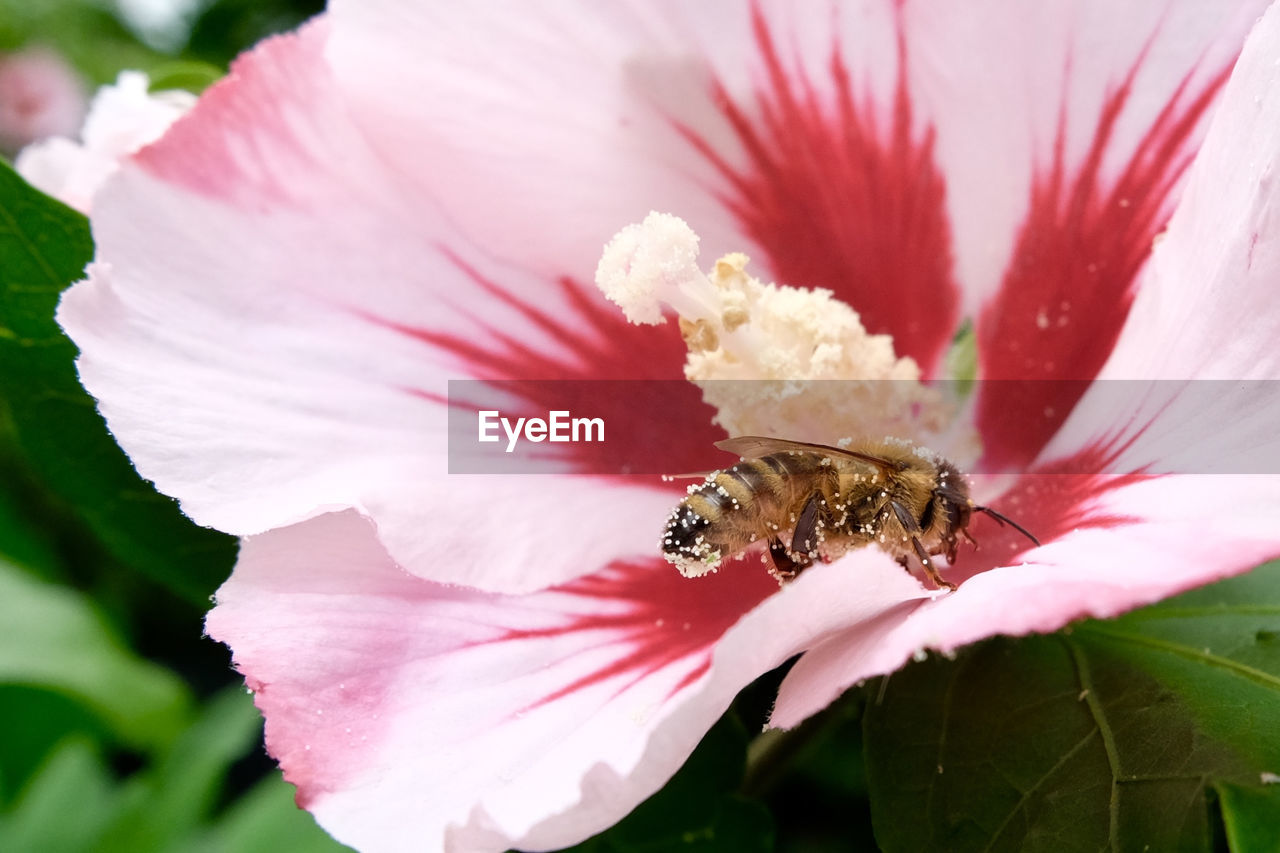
[974,506,1041,547]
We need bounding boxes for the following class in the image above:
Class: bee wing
[714,435,899,473]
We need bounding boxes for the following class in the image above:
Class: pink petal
[324,0,747,282]
[0,48,84,155]
[671,4,960,374]
[328,0,959,373]
[797,0,1280,714]
[57,21,717,591]
[16,71,193,213]
[360,476,691,593]
[913,1,1267,309]
[328,1,1266,382]
[207,510,930,852]
[968,1,1268,469]
[773,470,1280,728]
[1101,0,1280,380]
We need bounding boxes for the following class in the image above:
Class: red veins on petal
[136,29,321,204]
[948,443,1150,585]
[679,4,959,375]
[380,256,725,476]
[976,57,1235,470]
[498,557,778,711]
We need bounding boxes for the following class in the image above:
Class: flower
[16,71,194,213]
[0,47,85,156]
[54,1,1280,851]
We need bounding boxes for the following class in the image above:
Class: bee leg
[765,494,822,582]
[789,494,822,563]
[944,533,962,562]
[890,500,957,592]
[911,536,957,592]
[767,538,806,582]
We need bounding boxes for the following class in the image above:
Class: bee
[662,436,1039,591]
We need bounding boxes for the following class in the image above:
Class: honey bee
[662,436,1039,591]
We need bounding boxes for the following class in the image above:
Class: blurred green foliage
[0,2,347,850]
[0,0,323,89]
[0,0,158,85]
[0,157,236,606]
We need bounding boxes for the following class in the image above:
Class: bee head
[929,459,972,536]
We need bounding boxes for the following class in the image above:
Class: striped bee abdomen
[662,454,822,577]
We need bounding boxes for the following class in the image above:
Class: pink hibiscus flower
[56,1,1280,850]
[0,47,85,156]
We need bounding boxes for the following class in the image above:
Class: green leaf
[0,686,115,805]
[0,558,191,752]
[864,561,1280,853]
[0,737,118,853]
[0,437,63,579]
[1216,781,1280,853]
[187,0,323,67]
[0,691,290,853]
[560,713,774,852]
[97,687,265,853]
[0,158,236,605]
[147,60,224,95]
[187,774,352,853]
[746,696,878,851]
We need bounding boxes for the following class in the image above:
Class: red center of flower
[948,441,1151,583]
[380,254,725,477]
[675,4,960,377]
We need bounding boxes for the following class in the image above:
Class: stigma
[596,212,975,458]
